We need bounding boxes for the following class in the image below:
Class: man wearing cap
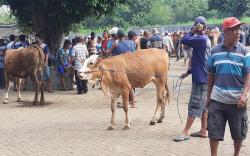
[206,17,249,156]
[112,28,130,56]
[71,35,89,94]
[162,31,174,55]
[107,27,118,56]
[112,28,136,108]
[174,16,211,142]
[128,30,140,52]
[148,28,163,49]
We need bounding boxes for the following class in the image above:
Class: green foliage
[0,11,15,24]
[166,0,210,23]
[145,3,173,26]
[79,0,217,30]
[82,0,155,29]
[208,0,250,18]
[0,0,124,53]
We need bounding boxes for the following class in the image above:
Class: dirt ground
[0,58,249,156]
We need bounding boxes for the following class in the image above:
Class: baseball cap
[194,16,207,26]
[222,17,245,31]
[117,28,125,38]
[109,27,118,35]
[75,35,84,42]
[128,30,137,39]
[140,29,144,36]
[152,28,159,34]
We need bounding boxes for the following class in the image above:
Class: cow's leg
[157,79,169,123]
[39,71,45,105]
[158,78,170,123]
[3,74,10,104]
[122,88,130,130]
[16,78,23,102]
[158,90,167,123]
[30,72,39,105]
[40,80,45,105]
[150,81,165,125]
[107,97,117,130]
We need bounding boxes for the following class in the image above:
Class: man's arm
[207,73,215,107]
[238,73,250,108]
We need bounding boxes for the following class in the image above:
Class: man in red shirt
[101,30,109,57]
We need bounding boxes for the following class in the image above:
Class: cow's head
[78,55,102,83]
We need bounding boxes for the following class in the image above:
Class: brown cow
[3,44,45,105]
[78,48,170,130]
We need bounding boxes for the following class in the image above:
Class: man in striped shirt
[206,17,249,156]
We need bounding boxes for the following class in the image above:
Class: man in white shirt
[71,35,89,94]
[162,32,174,55]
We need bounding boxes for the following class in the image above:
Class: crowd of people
[0,16,249,156]
[0,23,249,92]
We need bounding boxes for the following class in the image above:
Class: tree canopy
[208,0,250,18]
[1,0,250,52]
[0,0,125,52]
[80,0,215,29]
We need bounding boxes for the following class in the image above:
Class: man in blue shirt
[112,29,136,108]
[0,44,6,89]
[174,16,210,142]
[148,28,163,49]
[206,17,249,156]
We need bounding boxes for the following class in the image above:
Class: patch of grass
[0,13,16,24]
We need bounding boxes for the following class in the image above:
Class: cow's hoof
[149,121,156,125]
[107,125,116,130]
[40,101,45,105]
[122,125,130,130]
[17,98,23,102]
[157,119,163,123]
[33,101,38,105]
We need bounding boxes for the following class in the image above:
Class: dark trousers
[0,68,4,88]
[74,70,88,94]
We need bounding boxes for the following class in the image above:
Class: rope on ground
[174,77,184,124]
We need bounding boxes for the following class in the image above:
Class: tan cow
[78,48,170,130]
[3,44,45,105]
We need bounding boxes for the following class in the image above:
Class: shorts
[57,65,64,75]
[188,83,207,118]
[208,100,248,141]
[43,66,51,81]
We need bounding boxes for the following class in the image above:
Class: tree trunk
[44,30,64,54]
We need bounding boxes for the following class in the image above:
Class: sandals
[173,134,190,142]
[190,132,208,138]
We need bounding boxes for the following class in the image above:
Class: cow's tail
[30,44,45,81]
[165,80,170,105]
[31,44,45,68]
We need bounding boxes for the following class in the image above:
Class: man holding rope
[174,16,211,142]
